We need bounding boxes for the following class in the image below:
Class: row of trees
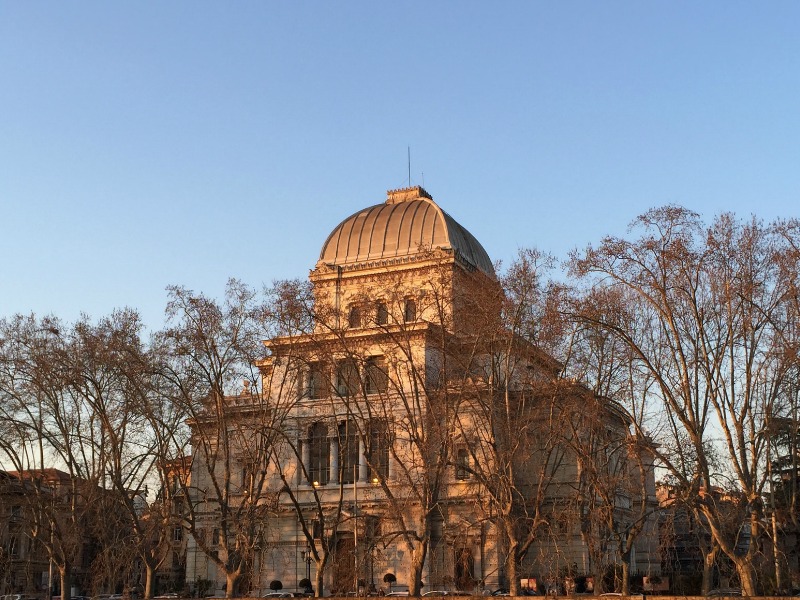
[1,207,799,597]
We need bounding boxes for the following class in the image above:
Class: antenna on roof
[408,146,411,187]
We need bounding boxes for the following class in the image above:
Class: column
[301,438,311,485]
[330,437,340,485]
[359,437,369,482]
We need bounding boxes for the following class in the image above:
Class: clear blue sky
[2,2,799,330]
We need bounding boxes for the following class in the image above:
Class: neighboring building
[154,456,192,595]
[185,186,660,595]
[0,469,135,599]
[657,483,752,594]
[0,471,50,597]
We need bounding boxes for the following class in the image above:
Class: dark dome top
[318,187,494,276]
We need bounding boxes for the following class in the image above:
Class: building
[0,471,50,597]
[185,186,659,596]
[0,468,134,599]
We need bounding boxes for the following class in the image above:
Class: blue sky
[2,2,799,330]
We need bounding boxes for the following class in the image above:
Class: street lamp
[300,543,313,590]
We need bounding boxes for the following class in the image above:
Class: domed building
[185,187,660,597]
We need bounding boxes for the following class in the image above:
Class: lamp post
[354,463,359,594]
[300,545,312,586]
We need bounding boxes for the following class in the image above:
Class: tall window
[309,422,330,485]
[375,301,388,325]
[455,447,470,480]
[339,420,360,484]
[365,356,388,394]
[348,305,363,328]
[404,298,417,322]
[306,362,327,399]
[336,359,359,397]
[368,420,390,480]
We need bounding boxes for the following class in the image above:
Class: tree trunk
[505,537,519,595]
[408,543,427,597]
[59,563,71,600]
[315,558,325,598]
[225,570,239,598]
[143,562,155,599]
[701,546,717,595]
[620,552,630,596]
[734,557,757,597]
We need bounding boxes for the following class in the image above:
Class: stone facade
[185,187,660,596]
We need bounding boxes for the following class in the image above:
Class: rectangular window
[348,305,363,328]
[173,526,183,542]
[339,420,360,484]
[309,422,330,485]
[213,528,220,545]
[307,362,327,399]
[455,447,470,480]
[404,298,417,322]
[376,301,388,325]
[365,356,388,394]
[336,359,359,397]
[368,420,390,480]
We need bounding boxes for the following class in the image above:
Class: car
[706,589,742,597]
[386,592,409,597]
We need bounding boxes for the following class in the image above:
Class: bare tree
[0,315,106,600]
[570,207,797,595]
[158,280,281,598]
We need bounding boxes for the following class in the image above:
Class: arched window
[309,422,330,485]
